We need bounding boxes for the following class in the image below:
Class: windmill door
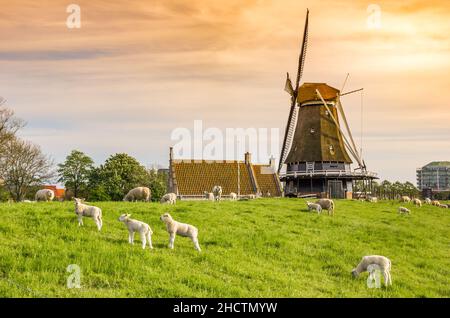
[328,180,344,199]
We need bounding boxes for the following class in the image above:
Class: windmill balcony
[280,169,378,180]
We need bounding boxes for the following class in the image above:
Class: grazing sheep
[424,198,432,205]
[160,193,177,205]
[315,199,334,216]
[306,201,322,214]
[366,196,378,203]
[160,213,200,251]
[398,206,410,215]
[35,189,55,202]
[22,200,35,203]
[438,204,448,209]
[123,187,151,202]
[352,255,392,287]
[400,196,411,203]
[212,185,223,201]
[118,214,153,249]
[229,192,237,201]
[74,198,103,230]
[204,191,214,201]
[431,200,441,206]
[248,194,256,199]
[412,198,422,207]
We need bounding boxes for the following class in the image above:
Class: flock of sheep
[30,186,449,288]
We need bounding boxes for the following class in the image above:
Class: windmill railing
[280,169,378,179]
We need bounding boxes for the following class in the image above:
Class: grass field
[0,199,449,298]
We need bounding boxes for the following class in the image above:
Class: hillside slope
[0,199,449,297]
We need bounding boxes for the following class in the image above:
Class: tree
[0,102,25,153]
[148,168,168,202]
[93,153,149,201]
[0,138,54,201]
[57,150,94,198]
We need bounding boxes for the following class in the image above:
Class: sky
[0,0,449,183]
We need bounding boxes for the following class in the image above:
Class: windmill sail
[278,9,309,173]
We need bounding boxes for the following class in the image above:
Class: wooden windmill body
[278,10,377,199]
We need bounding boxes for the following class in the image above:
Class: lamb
[160,193,177,204]
[352,255,392,287]
[204,191,214,201]
[74,198,103,230]
[315,199,334,216]
[306,201,322,214]
[438,204,448,209]
[398,206,410,215]
[412,198,422,207]
[400,196,411,203]
[366,196,378,203]
[431,200,441,206]
[123,187,151,202]
[118,214,153,249]
[212,185,223,201]
[229,192,237,201]
[160,213,200,251]
[35,189,55,202]
[424,198,432,205]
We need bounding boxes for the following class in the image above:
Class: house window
[329,145,335,155]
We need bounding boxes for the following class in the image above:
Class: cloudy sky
[0,0,449,183]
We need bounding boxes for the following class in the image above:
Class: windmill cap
[297,83,339,105]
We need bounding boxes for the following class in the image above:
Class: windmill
[278,10,377,199]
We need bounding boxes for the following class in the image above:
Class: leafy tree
[148,169,168,202]
[57,150,94,198]
[94,153,149,201]
[0,102,25,153]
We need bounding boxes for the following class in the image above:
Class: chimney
[269,156,276,170]
[244,152,251,165]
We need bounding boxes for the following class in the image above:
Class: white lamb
[316,199,335,216]
[118,214,153,249]
[160,213,201,251]
[398,206,410,215]
[74,198,103,231]
[400,196,411,203]
[306,201,322,214]
[212,185,223,201]
[35,189,55,202]
[412,198,422,207]
[424,198,432,205]
[123,187,151,202]
[352,255,392,286]
[204,191,214,201]
[229,192,237,201]
[160,193,177,204]
[366,196,378,203]
[438,204,448,209]
[431,200,440,206]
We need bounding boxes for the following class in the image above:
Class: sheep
[160,193,177,205]
[431,200,441,206]
[398,206,410,215]
[229,192,237,201]
[412,198,422,207]
[248,194,256,200]
[74,198,103,231]
[315,199,334,216]
[35,189,55,202]
[306,201,322,214]
[352,255,392,287]
[123,187,151,202]
[22,200,35,203]
[204,191,214,201]
[118,214,153,249]
[212,185,222,201]
[424,198,432,205]
[400,196,411,203]
[160,213,200,251]
[438,204,448,209]
[366,196,378,203]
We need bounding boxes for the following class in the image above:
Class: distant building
[416,162,450,191]
[168,148,282,199]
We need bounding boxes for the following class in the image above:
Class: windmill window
[325,110,330,116]
[310,128,315,134]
